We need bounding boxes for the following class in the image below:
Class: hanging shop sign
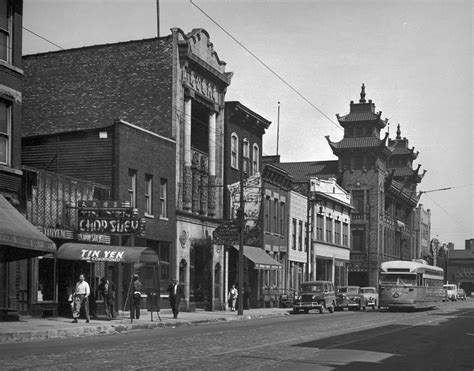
[213,220,240,245]
[76,200,146,235]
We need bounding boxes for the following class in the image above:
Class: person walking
[167,279,184,319]
[228,284,238,312]
[131,274,142,320]
[98,277,115,319]
[72,273,90,323]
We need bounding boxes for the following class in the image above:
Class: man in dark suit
[167,279,185,319]
[98,277,116,319]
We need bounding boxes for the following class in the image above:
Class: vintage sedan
[335,286,364,311]
[360,287,379,309]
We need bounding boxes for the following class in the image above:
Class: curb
[0,311,290,343]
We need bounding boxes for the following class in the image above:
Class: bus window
[417,274,423,287]
[380,273,416,286]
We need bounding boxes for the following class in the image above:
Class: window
[298,221,303,251]
[292,219,297,250]
[37,256,55,302]
[242,139,249,174]
[252,144,259,174]
[352,229,364,252]
[352,190,364,212]
[342,223,349,246]
[160,178,168,218]
[128,169,137,208]
[280,202,285,235]
[335,220,341,245]
[265,196,270,231]
[325,217,333,243]
[0,100,11,165]
[0,1,11,63]
[231,133,239,169]
[273,199,278,233]
[316,214,324,241]
[144,174,153,215]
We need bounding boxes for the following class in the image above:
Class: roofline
[23,34,173,59]
[117,119,176,144]
[225,101,271,128]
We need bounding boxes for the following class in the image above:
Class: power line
[23,27,64,50]
[189,0,343,132]
[424,193,471,233]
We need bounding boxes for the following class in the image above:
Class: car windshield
[380,273,416,286]
[300,284,324,293]
[339,287,359,294]
[444,285,456,290]
[361,288,376,294]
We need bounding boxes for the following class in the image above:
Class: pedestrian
[131,274,142,320]
[72,273,90,323]
[98,277,115,319]
[167,279,185,319]
[228,284,238,311]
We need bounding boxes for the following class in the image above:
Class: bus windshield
[379,273,416,286]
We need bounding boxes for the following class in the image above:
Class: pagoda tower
[326,84,424,287]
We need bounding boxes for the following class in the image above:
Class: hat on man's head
[133,274,139,278]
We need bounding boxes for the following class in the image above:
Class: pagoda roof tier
[388,164,426,183]
[325,132,393,156]
[277,160,338,183]
[336,110,387,129]
[385,178,420,207]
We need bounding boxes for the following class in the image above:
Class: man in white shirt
[72,274,90,323]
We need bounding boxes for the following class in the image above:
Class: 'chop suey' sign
[80,249,126,262]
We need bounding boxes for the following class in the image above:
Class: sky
[23,0,473,249]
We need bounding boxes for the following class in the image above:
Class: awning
[57,243,158,263]
[232,245,282,270]
[0,194,56,262]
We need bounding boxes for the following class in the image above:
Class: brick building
[22,28,232,311]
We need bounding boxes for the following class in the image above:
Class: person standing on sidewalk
[228,284,238,312]
[72,274,90,323]
[98,277,115,319]
[167,279,184,319]
[131,274,142,320]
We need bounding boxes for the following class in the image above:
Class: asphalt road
[1,300,473,370]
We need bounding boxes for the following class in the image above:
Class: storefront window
[37,255,55,302]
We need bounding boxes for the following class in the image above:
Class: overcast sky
[23,0,473,249]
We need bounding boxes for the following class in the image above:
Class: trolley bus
[379,260,445,310]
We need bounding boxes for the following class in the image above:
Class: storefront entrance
[190,241,213,310]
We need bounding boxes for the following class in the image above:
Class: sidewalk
[0,308,291,343]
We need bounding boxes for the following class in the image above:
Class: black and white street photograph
[0,0,472,369]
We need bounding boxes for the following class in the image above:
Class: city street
[1,300,473,370]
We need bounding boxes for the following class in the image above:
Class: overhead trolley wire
[189,0,343,132]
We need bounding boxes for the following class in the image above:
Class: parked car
[360,287,379,309]
[443,284,458,301]
[293,281,336,314]
[335,286,364,311]
[457,288,466,300]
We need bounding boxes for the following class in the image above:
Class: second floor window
[335,220,341,245]
[325,217,333,243]
[0,100,11,166]
[231,133,238,169]
[316,214,324,241]
[298,221,303,251]
[0,1,11,63]
[160,178,168,218]
[144,174,153,215]
[292,219,297,250]
[242,139,249,174]
[343,223,349,246]
[128,169,137,208]
[252,144,259,174]
[280,202,285,235]
[352,190,364,212]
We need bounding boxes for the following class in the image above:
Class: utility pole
[276,102,280,156]
[306,182,311,281]
[156,0,160,37]
[237,140,245,315]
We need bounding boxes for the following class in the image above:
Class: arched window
[231,133,239,169]
[242,139,250,174]
[252,144,259,174]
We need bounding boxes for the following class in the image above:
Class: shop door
[190,241,212,310]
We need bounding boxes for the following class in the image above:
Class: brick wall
[22,37,174,138]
